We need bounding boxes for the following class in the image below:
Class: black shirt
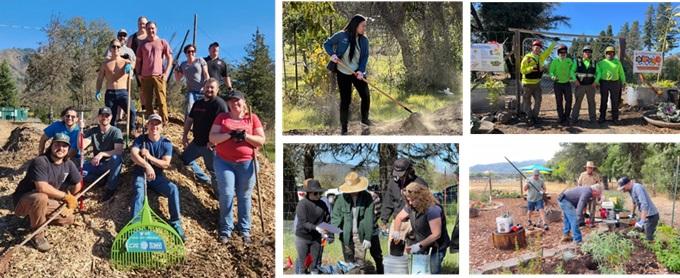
[189,96,228,146]
[295,198,330,241]
[381,175,428,223]
[204,56,229,85]
[12,155,82,206]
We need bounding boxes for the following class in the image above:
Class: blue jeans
[414,248,446,274]
[131,173,184,237]
[182,141,215,184]
[83,155,123,191]
[185,91,203,114]
[214,156,256,237]
[559,198,582,242]
[105,89,137,132]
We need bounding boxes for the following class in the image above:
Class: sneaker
[32,234,51,252]
[219,235,231,244]
[544,224,549,231]
[243,235,252,245]
[102,189,116,202]
[561,235,572,242]
[361,119,373,126]
[341,128,348,135]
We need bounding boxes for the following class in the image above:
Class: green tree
[0,60,18,107]
[628,21,643,51]
[655,2,679,54]
[643,5,656,50]
[662,56,680,81]
[233,29,275,125]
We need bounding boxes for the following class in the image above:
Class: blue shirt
[630,183,659,217]
[323,31,370,73]
[131,135,173,176]
[44,121,81,158]
[562,186,593,223]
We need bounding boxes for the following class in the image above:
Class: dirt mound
[0,115,275,277]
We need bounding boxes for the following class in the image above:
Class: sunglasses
[558,51,567,54]
[64,115,77,119]
[111,45,121,49]
[309,192,319,196]
[186,50,196,54]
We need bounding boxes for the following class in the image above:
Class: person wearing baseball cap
[105,28,136,64]
[571,45,598,124]
[80,107,124,201]
[594,45,626,125]
[130,113,186,241]
[549,44,576,126]
[524,169,548,230]
[380,158,428,227]
[331,171,375,271]
[618,176,659,240]
[12,132,82,251]
[204,41,233,93]
[520,37,558,125]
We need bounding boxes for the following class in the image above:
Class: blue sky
[0,0,274,64]
[317,144,458,174]
[551,2,678,51]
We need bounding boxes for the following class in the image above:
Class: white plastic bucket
[411,254,431,274]
[496,216,513,233]
[384,255,409,274]
[626,86,638,107]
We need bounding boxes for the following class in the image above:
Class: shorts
[527,200,544,211]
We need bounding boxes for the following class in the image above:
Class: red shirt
[213,112,263,162]
[135,38,171,77]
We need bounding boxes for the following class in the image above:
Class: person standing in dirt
[79,107,124,202]
[549,44,575,126]
[135,21,173,123]
[130,114,186,241]
[331,171,375,272]
[106,29,136,63]
[175,44,210,114]
[520,39,557,126]
[577,161,601,224]
[381,158,428,227]
[324,14,371,135]
[524,169,548,230]
[294,179,331,274]
[571,45,598,124]
[12,133,81,252]
[38,107,82,163]
[127,16,148,54]
[618,177,659,241]
[204,42,233,95]
[390,182,450,274]
[594,46,626,125]
[557,183,603,244]
[181,78,227,187]
[209,90,265,245]
[97,39,137,135]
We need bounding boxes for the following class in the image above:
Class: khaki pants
[141,75,168,123]
[15,192,74,230]
[572,85,597,121]
[522,83,542,118]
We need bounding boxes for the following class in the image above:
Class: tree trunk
[379,144,398,192]
[376,2,417,81]
[303,144,316,179]
[283,146,297,220]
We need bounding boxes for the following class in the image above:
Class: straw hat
[584,161,597,169]
[339,171,369,193]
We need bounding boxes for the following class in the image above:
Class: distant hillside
[470,159,547,174]
[0,48,33,91]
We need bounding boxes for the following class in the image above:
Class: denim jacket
[323,31,369,74]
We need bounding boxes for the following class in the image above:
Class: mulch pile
[0,114,275,277]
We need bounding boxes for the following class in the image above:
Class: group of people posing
[11,16,265,252]
[521,40,626,126]
[523,161,659,245]
[294,159,452,274]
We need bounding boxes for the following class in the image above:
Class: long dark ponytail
[343,14,366,62]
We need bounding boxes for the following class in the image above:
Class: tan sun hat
[339,171,369,193]
[584,161,597,169]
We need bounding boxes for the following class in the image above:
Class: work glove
[63,192,77,209]
[230,130,246,141]
[315,226,326,235]
[362,240,371,250]
[95,91,101,102]
[635,219,646,229]
[323,233,334,244]
[409,243,421,254]
[124,63,132,74]
[390,231,401,241]
[330,54,339,63]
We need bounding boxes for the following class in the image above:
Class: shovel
[335,60,416,114]
[0,169,111,275]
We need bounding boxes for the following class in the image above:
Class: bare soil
[0,114,275,277]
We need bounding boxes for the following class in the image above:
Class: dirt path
[475,93,679,134]
[285,102,462,135]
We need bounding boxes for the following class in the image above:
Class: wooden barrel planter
[470,207,480,218]
[492,229,527,250]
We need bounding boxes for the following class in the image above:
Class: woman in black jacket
[295,179,331,274]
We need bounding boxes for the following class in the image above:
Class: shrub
[580,232,632,274]
[652,225,680,272]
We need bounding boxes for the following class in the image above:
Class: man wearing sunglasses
[96,39,137,135]
[549,44,575,126]
[380,158,428,231]
[38,107,82,163]
[105,29,136,64]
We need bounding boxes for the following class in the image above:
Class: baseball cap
[52,133,71,146]
[117,29,128,36]
[98,107,112,115]
[392,158,412,178]
[209,42,220,48]
[146,114,162,124]
[227,90,245,101]
[617,176,631,191]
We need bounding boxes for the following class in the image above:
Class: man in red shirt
[135,21,173,123]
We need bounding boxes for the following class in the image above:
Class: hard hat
[532,40,543,47]
[557,44,568,52]
[582,45,592,52]
[605,46,616,53]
